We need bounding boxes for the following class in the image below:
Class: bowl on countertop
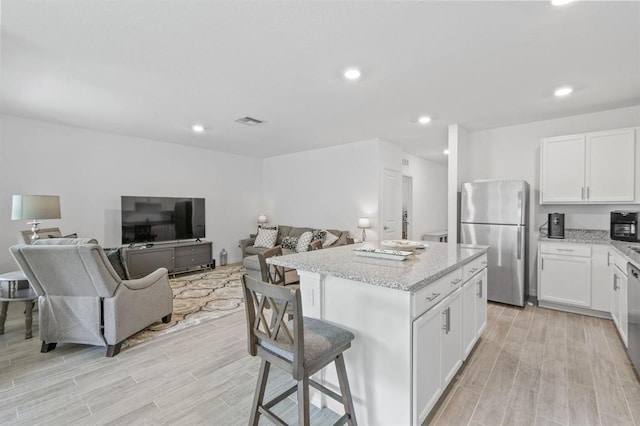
[379,240,428,251]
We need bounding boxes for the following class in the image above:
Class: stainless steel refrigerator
[460,179,529,306]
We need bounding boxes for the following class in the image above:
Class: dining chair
[241,274,357,425]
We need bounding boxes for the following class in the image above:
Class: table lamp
[11,195,61,243]
[257,214,268,227]
[358,217,370,242]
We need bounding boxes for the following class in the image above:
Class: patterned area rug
[125,265,246,349]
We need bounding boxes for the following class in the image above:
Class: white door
[539,254,592,307]
[586,128,635,202]
[475,269,488,337]
[462,277,478,360]
[540,135,586,203]
[412,306,443,425]
[382,169,401,240]
[440,290,462,387]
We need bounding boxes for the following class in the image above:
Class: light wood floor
[1,295,639,425]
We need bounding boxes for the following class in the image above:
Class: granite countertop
[538,229,640,267]
[268,241,488,293]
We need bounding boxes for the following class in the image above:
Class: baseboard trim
[537,300,611,319]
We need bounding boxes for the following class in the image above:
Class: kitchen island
[269,241,489,425]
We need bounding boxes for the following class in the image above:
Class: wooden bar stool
[241,274,357,426]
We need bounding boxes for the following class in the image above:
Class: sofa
[240,225,353,283]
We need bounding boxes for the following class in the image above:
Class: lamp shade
[11,195,61,220]
[257,214,268,224]
[357,217,370,229]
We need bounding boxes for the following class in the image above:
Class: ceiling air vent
[235,116,264,126]
[402,158,409,166]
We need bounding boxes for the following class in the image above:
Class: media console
[122,240,214,278]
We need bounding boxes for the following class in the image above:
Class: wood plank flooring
[1,289,639,425]
[429,303,640,426]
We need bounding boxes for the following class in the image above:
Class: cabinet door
[412,306,443,425]
[539,254,591,307]
[126,247,174,278]
[611,266,621,331]
[462,278,477,360]
[586,129,635,202]
[476,269,488,336]
[619,270,629,347]
[541,135,586,203]
[591,245,611,312]
[440,291,462,387]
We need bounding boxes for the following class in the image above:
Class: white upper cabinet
[541,134,586,203]
[586,129,635,202]
[540,128,636,204]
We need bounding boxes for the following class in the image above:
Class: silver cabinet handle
[607,252,611,266]
[556,248,574,252]
[426,292,441,302]
[442,307,451,333]
[469,267,478,273]
[481,260,488,266]
[541,257,544,270]
[477,279,483,299]
[587,186,590,199]
[613,276,619,291]
[451,278,462,285]
[581,186,584,199]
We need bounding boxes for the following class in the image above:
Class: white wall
[461,105,640,296]
[0,115,263,272]
[262,139,382,240]
[402,152,448,239]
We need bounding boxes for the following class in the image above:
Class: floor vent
[235,116,264,126]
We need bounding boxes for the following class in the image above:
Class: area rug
[124,265,246,349]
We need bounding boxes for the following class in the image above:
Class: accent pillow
[322,231,339,248]
[296,231,313,253]
[311,229,327,242]
[281,235,299,250]
[103,248,129,280]
[254,228,278,248]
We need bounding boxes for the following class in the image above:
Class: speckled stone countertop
[538,229,640,267]
[268,241,488,292]
[538,229,610,244]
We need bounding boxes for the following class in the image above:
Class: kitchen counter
[268,241,488,292]
[268,241,488,425]
[538,229,640,267]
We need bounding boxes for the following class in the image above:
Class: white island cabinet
[269,242,488,425]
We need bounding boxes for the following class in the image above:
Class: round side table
[0,271,38,339]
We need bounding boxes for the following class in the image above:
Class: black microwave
[611,211,639,242]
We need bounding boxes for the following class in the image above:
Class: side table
[0,271,38,339]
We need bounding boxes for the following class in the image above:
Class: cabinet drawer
[412,269,463,318]
[174,244,211,257]
[463,254,488,281]
[174,252,211,268]
[540,243,591,257]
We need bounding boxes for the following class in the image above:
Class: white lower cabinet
[413,259,487,425]
[462,269,488,359]
[538,242,595,308]
[610,249,629,346]
[412,290,462,425]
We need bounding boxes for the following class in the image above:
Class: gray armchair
[10,238,173,357]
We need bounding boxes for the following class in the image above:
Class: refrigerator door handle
[517,191,522,224]
[517,227,522,260]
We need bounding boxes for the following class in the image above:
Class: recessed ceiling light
[443,149,450,155]
[551,0,573,5]
[554,86,573,97]
[344,68,361,81]
[192,124,205,133]
[418,116,432,125]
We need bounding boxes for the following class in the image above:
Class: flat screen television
[121,196,205,244]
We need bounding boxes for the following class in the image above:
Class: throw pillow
[296,231,313,253]
[281,235,299,250]
[103,248,129,280]
[311,229,327,242]
[48,232,78,239]
[254,228,278,248]
[322,231,339,248]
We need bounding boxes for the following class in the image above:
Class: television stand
[122,240,214,279]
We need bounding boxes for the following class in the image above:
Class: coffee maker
[548,213,565,239]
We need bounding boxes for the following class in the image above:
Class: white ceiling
[1,1,639,163]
